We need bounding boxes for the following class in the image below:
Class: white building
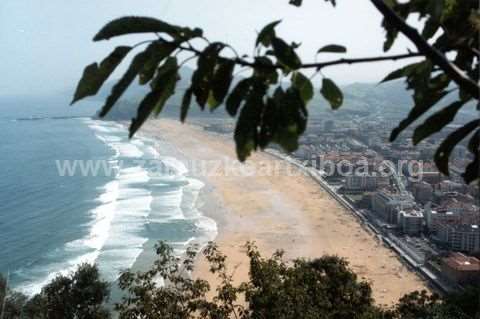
[436,224,480,253]
[424,209,461,234]
[398,210,424,236]
[371,191,415,224]
[345,174,377,191]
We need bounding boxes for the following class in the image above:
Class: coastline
[141,118,427,306]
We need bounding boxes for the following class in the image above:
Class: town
[289,109,479,294]
[203,100,480,295]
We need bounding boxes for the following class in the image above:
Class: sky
[0,0,418,97]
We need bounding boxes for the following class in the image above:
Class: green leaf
[271,37,302,71]
[226,78,252,116]
[383,25,398,52]
[413,100,464,144]
[234,81,267,161]
[256,20,282,47]
[209,59,236,109]
[93,16,202,41]
[317,45,346,54]
[320,78,343,109]
[191,43,225,108]
[463,153,479,184]
[71,46,131,104]
[98,46,154,117]
[390,89,449,141]
[253,57,278,84]
[129,91,160,138]
[180,88,193,123]
[422,17,440,39]
[139,41,177,85]
[129,57,179,137]
[289,0,303,7]
[427,0,444,22]
[258,97,278,149]
[292,72,314,103]
[381,1,407,52]
[463,130,479,183]
[434,119,480,175]
[271,87,308,152]
[380,62,423,83]
[467,130,479,154]
[422,0,445,40]
[150,57,180,115]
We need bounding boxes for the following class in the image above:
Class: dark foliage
[21,264,110,319]
[1,244,479,318]
[71,0,479,184]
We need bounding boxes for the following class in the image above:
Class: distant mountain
[305,80,414,120]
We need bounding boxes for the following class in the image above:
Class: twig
[370,0,480,99]
[177,42,422,70]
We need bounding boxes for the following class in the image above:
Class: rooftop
[399,210,424,218]
[444,252,480,272]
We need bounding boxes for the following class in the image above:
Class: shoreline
[141,118,428,306]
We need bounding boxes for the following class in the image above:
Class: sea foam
[18,118,217,295]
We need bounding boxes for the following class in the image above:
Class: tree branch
[302,53,422,70]
[177,42,422,71]
[370,0,480,99]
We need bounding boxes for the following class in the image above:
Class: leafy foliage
[72,0,480,183]
[317,44,347,54]
[114,241,384,319]
[22,264,110,319]
[256,20,282,47]
[129,56,180,137]
[93,16,202,41]
[71,46,131,104]
[377,0,479,183]
[0,266,110,319]
[0,275,27,319]
[388,290,476,319]
[2,244,479,318]
[320,78,343,109]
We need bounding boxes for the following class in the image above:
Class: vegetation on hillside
[1,264,110,319]
[1,242,479,318]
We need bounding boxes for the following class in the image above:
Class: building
[371,190,415,224]
[437,180,464,193]
[436,224,480,253]
[441,252,480,286]
[424,209,461,234]
[398,210,424,236]
[411,181,433,204]
[410,168,443,184]
[345,174,377,191]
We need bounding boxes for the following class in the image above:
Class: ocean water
[0,96,217,295]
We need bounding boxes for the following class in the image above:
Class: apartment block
[441,252,480,286]
[398,210,424,236]
[436,224,480,253]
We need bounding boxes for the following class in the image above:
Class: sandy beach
[142,118,427,306]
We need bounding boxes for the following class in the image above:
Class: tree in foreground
[71,0,479,184]
[2,243,479,318]
[114,242,479,318]
[115,241,383,318]
[21,264,110,319]
[1,274,27,319]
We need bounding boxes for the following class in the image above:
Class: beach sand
[142,118,427,306]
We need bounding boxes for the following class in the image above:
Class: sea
[0,95,217,296]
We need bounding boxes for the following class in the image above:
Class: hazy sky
[1,0,418,96]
